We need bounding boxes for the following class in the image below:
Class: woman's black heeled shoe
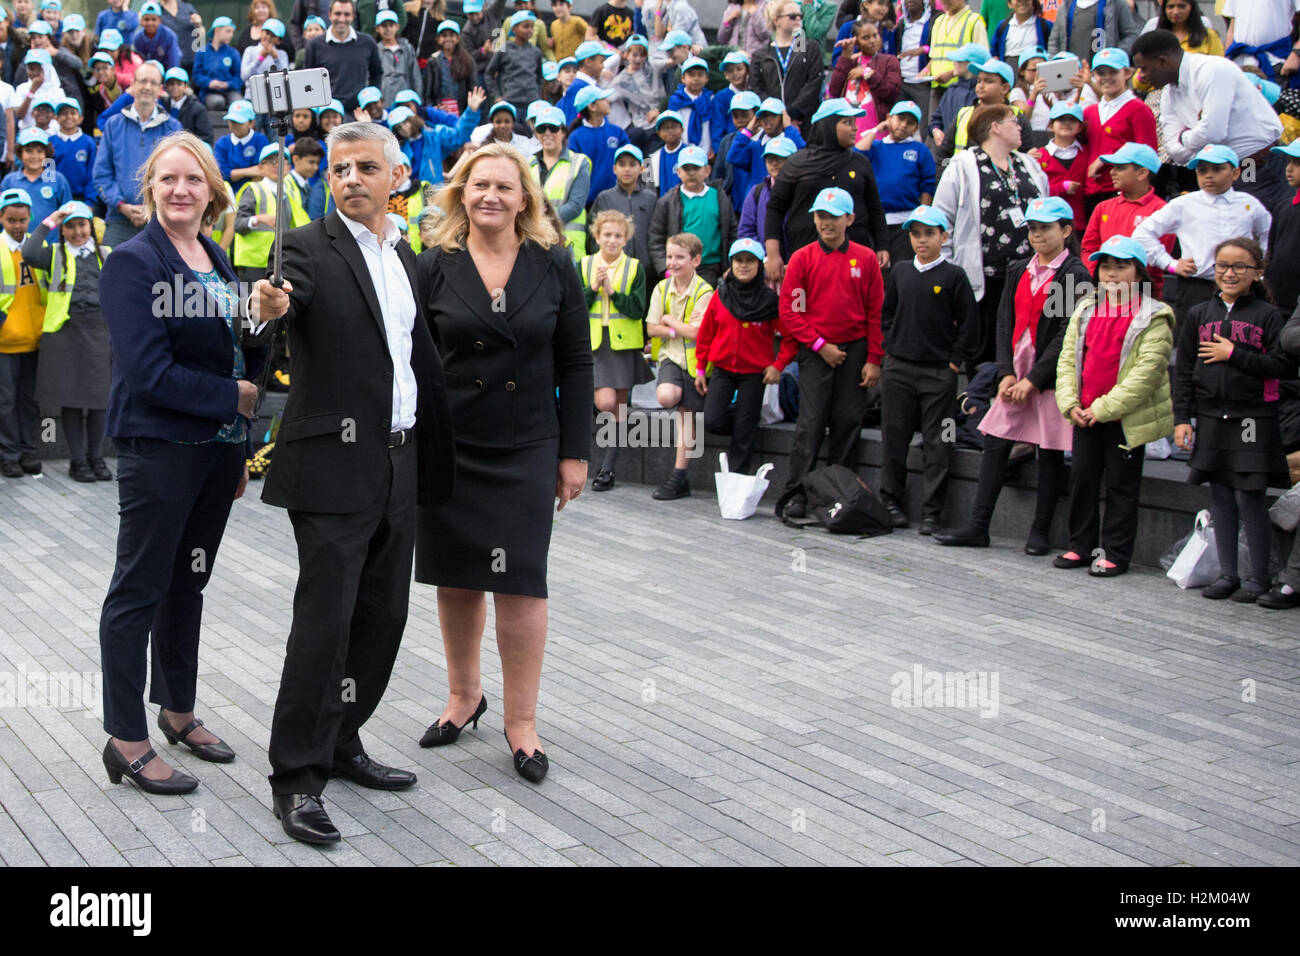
[102,740,198,795]
[504,729,548,784]
[419,694,487,748]
[157,711,236,763]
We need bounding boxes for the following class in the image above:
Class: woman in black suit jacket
[414,141,592,784]
[98,131,280,795]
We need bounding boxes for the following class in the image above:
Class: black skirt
[414,436,560,598]
[1186,415,1291,490]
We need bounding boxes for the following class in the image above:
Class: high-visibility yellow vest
[953,102,1026,152]
[929,9,985,89]
[42,242,111,334]
[283,175,311,228]
[212,181,236,247]
[649,273,712,377]
[531,150,590,260]
[232,179,282,269]
[406,189,424,254]
[582,252,642,351]
[0,244,47,314]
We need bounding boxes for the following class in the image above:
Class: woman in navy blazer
[97,131,275,795]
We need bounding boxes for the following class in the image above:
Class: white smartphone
[1037,55,1082,95]
[247,68,332,115]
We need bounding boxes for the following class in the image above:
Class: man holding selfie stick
[246,70,456,846]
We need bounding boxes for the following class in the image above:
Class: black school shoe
[90,458,113,481]
[1,460,23,478]
[882,498,909,529]
[19,454,40,475]
[917,515,939,536]
[1201,575,1240,600]
[591,469,615,492]
[1229,580,1268,604]
[1257,584,1300,609]
[933,526,990,547]
[69,459,95,483]
[652,472,691,500]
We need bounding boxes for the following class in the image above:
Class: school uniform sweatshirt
[882,258,980,367]
[777,238,884,366]
[1082,93,1157,197]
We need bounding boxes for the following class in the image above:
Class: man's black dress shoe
[331,753,417,790]
[19,454,41,475]
[158,710,235,763]
[273,794,340,845]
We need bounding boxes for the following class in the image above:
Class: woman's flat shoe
[1230,581,1268,604]
[419,694,487,748]
[1053,551,1088,569]
[1201,575,1240,600]
[504,730,548,784]
[157,711,235,763]
[102,740,198,795]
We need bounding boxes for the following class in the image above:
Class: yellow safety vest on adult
[649,273,712,376]
[582,252,643,350]
[530,150,591,259]
[43,242,111,334]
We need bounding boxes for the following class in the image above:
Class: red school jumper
[1083,93,1158,200]
[1081,188,1175,298]
[1038,146,1088,229]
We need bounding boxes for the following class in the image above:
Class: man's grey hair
[325,119,405,170]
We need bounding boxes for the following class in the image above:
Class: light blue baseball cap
[463,0,484,12]
[533,105,566,129]
[1018,46,1048,67]
[24,49,53,66]
[729,91,761,113]
[614,143,644,163]
[728,238,766,261]
[654,109,683,128]
[681,56,708,73]
[809,187,854,217]
[1248,72,1282,106]
[659,29,691,50]
[508,10,535,34]
[0,188,32,209]
[315,98,344,117]
[31,93,59,111]
[674,145,708,169]
[262,17,286,38]
[224,100,256,123]
[1089,234,1148,264]
[63,12,84,29]
[557,57,576,70]
[763,136,798,159]
[1271,140,1300,160]
[212,15,236,30]
[258,142,290,163]
[28,20,52,35]
[902,205,950,231]
[542,62,559,81]
[574,84,612,112]
[59,201,93,222]
[949,43,990,65]
[1049,101,1084,122]
[574,40,606,61]
[16,128,50,147]
[98,29,124,51]
[1024,196,1075,223]
[394,89,422,106]
[971,59,1014,85]
[489,101,517,119]
[41,0,62,9]
[164,67,189,84]
[387,106,415,128]
[624,34,649,51]
[357,86,384,108]
[722,50,751,68]
[1091,47,1130,71]
[139,1,161,14]
[1100,142,1160,173]
[1188,143,1240,169]
[375,10,398,25]
[433,17,458,34]
[757,97,784,116]
[525,99,549,121]
[89,52,114,67]
[811,97,865,125]
[55,97,80,113]
[387,212,409,233]
[889,100,922,123]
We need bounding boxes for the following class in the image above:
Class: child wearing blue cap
[484,12,544,119]
[556,41,606,124]
[737,136,795,245]
[132,3,182,72]
[936,58,1033,160]
[710,50,752,143]
[194,17,243,110]
[879,203,979,533]
[693,237,785,477]
[607,36,663,150]
[95,0,139,42]
[707,92,758,211]
[1173,236,1293,603]
[1,130,71,228]
[1133,144,1272,324]
[568,86,630,201]
[462,0,501,75]
[855,102,938,266]
[426,22,481,116]
[666,56,713,152]
[1033,102,1087,228]
[928,42,985,145]
[214,102,270,184]
[936,194,1091,551]
[727,99,806,213]
[22,201,112,482]
[1081,48,1155,219]
[773,186,885,518]
[1053,236,1174,577]
[375,10,421,105]
[1080,143,1173,297]
[649,146,735,287]
[52,100,96,205]
[164,69,214,144]
[0,188,42,478]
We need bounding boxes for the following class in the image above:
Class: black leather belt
[387,427,415,448]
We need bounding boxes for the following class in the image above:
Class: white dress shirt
[1004,18,1039,62]
[338,210,419,431]
[1160,53,1284,165]
[1096,89,1134,125]
[899,10,930,82]
[1132,188,1272,278]
[326,26,359,43]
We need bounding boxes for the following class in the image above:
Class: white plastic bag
[1269,482,1300,532]
[1166,509,1219,589]
[1145,436,1174,460]
[714,453,774,520]
[760,383,784,424]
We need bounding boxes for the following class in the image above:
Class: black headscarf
[717,262,780,323]
[798,114,852,181]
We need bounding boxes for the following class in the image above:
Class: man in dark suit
[258,120,455,845]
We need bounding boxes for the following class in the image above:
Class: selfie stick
[266,70,292,290]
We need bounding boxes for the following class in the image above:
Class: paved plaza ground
[1,463,1298,866]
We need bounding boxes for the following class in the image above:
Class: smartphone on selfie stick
[247,68,332,289]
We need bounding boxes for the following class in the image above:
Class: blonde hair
[666,232,702,258]
[139,131,232,229]
[590,209,632,239]
[430,142,559,252]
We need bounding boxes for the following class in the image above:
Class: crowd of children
[6,1,1300,606]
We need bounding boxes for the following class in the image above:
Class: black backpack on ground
[776,464,894,536]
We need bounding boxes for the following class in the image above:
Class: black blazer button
[474,378,485,389]
[473,340,485,351]
[383,371,393,382]
[505,380,517,391]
